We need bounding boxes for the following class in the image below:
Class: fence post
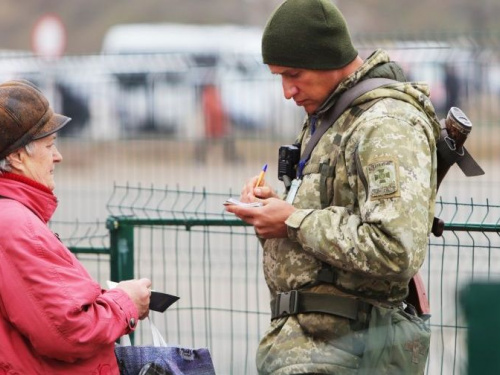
[461,282,500,375]
[106,216,134,282]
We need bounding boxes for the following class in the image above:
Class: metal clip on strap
[274,290,299,318]
[271,290,368,321]
[437,125,484,177]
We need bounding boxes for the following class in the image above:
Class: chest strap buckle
[273,290,299,318]
[271,290,370,321]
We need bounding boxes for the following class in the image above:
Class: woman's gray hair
[0,142,35,173]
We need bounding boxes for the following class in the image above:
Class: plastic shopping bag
[115,318,216,375]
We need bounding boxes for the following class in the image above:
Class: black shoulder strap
[300,78,397,169]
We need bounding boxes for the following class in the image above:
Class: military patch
[367,158,400,200]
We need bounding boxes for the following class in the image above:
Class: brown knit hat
[0,79,71,159]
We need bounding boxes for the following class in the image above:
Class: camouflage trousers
[257,305,430,375]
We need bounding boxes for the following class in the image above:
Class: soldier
[225,0,440,374]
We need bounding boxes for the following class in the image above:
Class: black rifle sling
[299,78,397,166]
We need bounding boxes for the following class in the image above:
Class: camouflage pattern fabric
[257,49,440,375]
[357,305,431,375]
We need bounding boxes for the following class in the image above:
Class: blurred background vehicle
[100,23,303,139]
[1,33,498,143]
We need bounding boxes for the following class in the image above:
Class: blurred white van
[101,23,303,138]
[102,23,263,57]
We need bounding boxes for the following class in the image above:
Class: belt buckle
[276,290,299,318]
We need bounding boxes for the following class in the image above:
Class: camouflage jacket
[257,49,441,375]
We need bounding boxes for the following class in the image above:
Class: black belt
[270,290,371,320]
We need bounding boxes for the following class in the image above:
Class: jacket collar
[0,172,58,223]
[313,49,400,117]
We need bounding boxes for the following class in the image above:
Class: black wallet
[150,291,180,313]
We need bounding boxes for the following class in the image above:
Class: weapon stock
[410,107,485,318]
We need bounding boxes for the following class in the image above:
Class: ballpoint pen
[255,163,268,187]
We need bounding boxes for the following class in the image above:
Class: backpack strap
[297,78,398,179]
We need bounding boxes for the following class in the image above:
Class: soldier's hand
[116,278,152,320]
[239,175,278,203]
[226,198,295,239]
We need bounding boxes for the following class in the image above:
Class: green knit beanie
[262,0,358,70]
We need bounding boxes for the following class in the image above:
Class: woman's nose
[53,148,63,162]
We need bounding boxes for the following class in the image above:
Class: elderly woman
[0,79,151,374]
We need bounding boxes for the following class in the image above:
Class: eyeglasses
[138,362,170,375]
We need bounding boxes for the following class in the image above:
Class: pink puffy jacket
[0,173,138,374]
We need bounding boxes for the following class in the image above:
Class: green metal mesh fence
[55,185,500,375]
[104,185,266,374]
[425,199,500,374]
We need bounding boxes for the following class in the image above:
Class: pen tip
[263,163,268,171]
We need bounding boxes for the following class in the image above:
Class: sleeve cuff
[106,288,139,332]
[285,209,314,241]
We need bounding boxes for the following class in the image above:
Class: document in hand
[149,291,180,313]
[223,197,263,207]
[107,281,179,313]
